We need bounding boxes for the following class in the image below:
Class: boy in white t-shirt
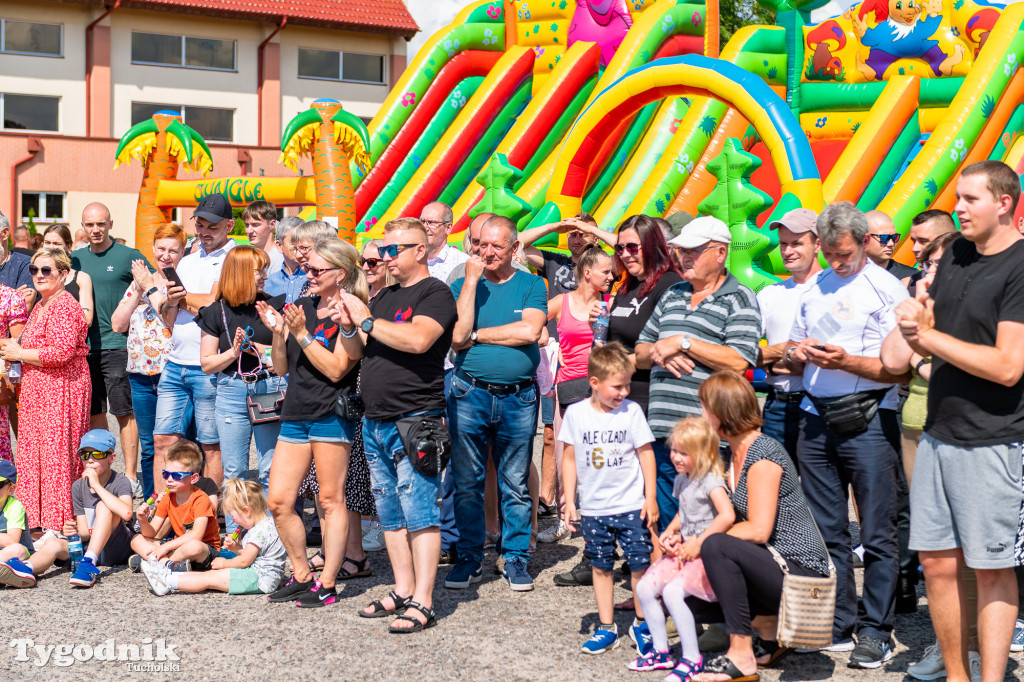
[560,342,658,655]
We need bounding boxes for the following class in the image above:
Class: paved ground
[2,418,1022,680]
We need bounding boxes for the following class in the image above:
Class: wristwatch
[144,286,159,299]
[470,330,479,345]
[679,335,691,352]
[360,317,376,334]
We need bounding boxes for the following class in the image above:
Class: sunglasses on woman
[161,470,195,481]
[302,265,339,278]
[613,243,641,256]
[79,449,113,461]
[377,244,420,259]
[359,257,381,269]
[28,265,56,277]
[870,233,900,246]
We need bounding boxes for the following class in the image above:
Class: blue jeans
[128,373,160,501]
[797,408,900,641]
[440,369,458,553]
[651,438,679,534]
[761,396,803,469]
[214,374,284,496]
[448,372,538,564]
[154,361,219,444]
[363,417,442,532]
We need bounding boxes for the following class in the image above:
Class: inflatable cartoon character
[852,0,964,80]
[567,0,633,68]
[806,20,847,79]
[965,7,999,59]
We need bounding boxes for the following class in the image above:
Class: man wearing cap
[756,208,823,462]
[152,193,236,487]
[635,216,761,529]
[73,202,152,498]
[866,210,917,280]
[784,201,910,664]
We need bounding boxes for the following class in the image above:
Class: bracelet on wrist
[339,326,357,338]
[298,333,314,349]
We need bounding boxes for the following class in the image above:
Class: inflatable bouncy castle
[117,0,1024,290]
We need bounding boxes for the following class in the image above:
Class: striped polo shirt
[637,272,762,438]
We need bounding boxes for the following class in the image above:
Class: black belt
[241,370,271,384]
[767,388,806,404]
[455,368,534,396]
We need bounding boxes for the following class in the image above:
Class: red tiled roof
[114,0,419,36]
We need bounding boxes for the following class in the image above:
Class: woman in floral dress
[0,282,27,462]
[0,248,89,529]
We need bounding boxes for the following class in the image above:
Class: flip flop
[699,655,760,682]
[754,638,793,669]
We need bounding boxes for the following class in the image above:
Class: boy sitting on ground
[67,429,136,587]
[131,440,221,572]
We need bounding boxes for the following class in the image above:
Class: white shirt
[167,239,236,366]
[557,398,655,516]
[427,244,468,284]
[265,247,284,275]
[791,261,908,410]
[757,275,818,392]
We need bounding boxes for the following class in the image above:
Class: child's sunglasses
[79,449,114,461]
[161,470,195,481]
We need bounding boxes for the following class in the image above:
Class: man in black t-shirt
[866,210,917,280]
[897,161,1024,682]
[335,217,455,632]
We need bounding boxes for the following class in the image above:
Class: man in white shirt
[152,193,236,486]
[422,201,467,282]
[785,201,911,665]
[756,208,822,462]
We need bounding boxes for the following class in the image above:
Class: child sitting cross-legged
[629,417,735,680]
[0,460,70,588]
[142,479,286,596]
[67,429,136,587]
[131,440,222,575]
[560,342,659,655]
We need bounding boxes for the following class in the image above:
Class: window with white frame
[131,102,234,143]
[298,48,386,84]
[1,93,59,131]
[0,19,62,57]
[131,32,235,71]
[21,192,65,223]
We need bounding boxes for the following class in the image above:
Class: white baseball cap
[669,216,731,249]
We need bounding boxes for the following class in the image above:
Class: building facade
[0,0,417,243]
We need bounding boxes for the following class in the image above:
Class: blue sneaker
[629,618,653,655]
[628,648,674,671]
[1012,619,1024,653]
[0,557,36,588]
[443,558,482,589]
[69,556,101,587]
[501,558,534,592]
[582,625,620,654]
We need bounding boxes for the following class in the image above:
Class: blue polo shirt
[264,264,306,303]
[451,269,547,384]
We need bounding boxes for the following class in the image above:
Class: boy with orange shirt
[131,440,221,574]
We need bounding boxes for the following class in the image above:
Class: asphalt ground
[1,416,1022,681]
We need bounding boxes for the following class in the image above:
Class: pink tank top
[556,294,594,383]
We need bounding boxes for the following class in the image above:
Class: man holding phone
[73,202,153,498]
[152,193,235,488]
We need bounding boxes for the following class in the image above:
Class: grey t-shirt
[242,516,287,593]
[672,471,727,538]
[71,471,133,563]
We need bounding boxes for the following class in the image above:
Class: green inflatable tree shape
[470,153,533,223]
[698,138,780,292]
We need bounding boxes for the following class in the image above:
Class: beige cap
[769,208,819,236]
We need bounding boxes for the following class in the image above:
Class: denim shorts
[581,510,653,572]
[278,413,354,444]
[153,361,219,444]
[362,417,441,533]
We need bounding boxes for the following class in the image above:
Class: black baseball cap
[193,194,233,224]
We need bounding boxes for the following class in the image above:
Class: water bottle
[263,346,273,370]
[67,534,84,571]
[7,361,21,383]
[592,301,610,345]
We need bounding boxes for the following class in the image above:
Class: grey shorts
[909,434,1023,569]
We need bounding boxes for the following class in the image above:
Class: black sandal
[307,550,325,572]
[753,636,792,669]
[388,600,436,634]
[337,555,372,580]
[359,590,410,619]
[700,654,760,682]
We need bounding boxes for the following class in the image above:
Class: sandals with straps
[337,555,372,580]
[359,590,410,619]
[388,600,437,634]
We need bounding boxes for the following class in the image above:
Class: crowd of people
[0,160,1021,681]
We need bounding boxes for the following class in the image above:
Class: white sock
[23,560,35,572]
[84,551,98,562]
[853,544,865,561]
[164,572,180,590]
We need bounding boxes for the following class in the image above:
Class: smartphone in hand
[161,267,185,290]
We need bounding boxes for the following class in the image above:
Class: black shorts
[88,350,134,417]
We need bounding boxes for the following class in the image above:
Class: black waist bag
[395,414,452,477]
[335,391,365,422]
[809,389,889,438]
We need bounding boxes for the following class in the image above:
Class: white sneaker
[129,478,143,499]
[968,651,981,682]
[908,642,944,680]
[140,559,169,596]
[361,521,385,552]
[537,520,570,544]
